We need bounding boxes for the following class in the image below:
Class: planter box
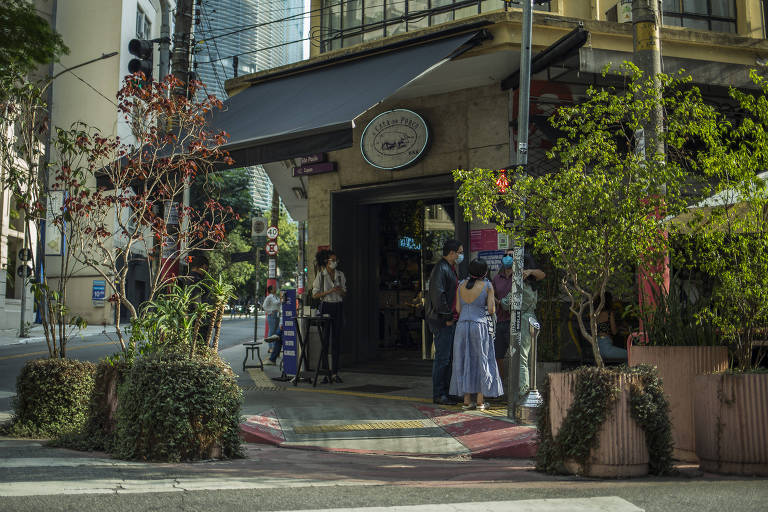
[694,373,768,476]
[630,346,728,461]
[549,372,649,477]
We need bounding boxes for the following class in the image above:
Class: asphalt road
[0,317,264,416]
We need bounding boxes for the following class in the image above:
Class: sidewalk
[223,345,538,460]
[0,315,260,348]
[0,324,119,348]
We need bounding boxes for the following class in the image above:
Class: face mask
[502,255,514,268]
[328,261,337,270]
[455,253,464,265]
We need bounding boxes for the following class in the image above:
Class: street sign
[251,216,267,241]
[16,265,32,278]
[18,248,33,261]
[265,240,278,256]
[266,226,279,239]
[268,258,276,278]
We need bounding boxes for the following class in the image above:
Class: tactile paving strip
[293,419,433,434]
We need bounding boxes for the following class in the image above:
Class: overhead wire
[197,0,226,97]
[197,0,486,64]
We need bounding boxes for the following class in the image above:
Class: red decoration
[496,169,509,194]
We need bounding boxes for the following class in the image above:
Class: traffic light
[128,38,153,83]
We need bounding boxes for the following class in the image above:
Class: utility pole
[632,0,664,160]
[171,0,195,96]
[506,0,534,421]
[632,0,669,315]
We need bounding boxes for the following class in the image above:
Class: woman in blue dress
[449,258,504,410]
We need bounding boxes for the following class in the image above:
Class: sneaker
[264,360,276,366]
[332,375,344,384]
[478,403,491,411]
[461,403,477,411]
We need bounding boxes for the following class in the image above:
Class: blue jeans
[598,335,628,360]
[432,322,455,400]
[269,328,283,362]
[267,312,280,350]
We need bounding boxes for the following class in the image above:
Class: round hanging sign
[360,109,429,170]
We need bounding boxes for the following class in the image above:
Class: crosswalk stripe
[274,498,644,512]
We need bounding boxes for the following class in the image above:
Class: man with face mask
[425,239,464,405]
[492,249,517,379]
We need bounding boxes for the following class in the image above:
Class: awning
[210,31,483,167]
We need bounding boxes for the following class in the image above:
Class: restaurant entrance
[330,175,467,369]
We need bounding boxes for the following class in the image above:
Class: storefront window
[663,0,737,32]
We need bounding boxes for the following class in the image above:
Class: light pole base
[515,388,543,425]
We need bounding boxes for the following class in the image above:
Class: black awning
[211,31,482,166]
[501,25,588,91]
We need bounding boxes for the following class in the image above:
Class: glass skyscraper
[194,0,305,213]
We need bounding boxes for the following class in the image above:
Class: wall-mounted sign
[92,280,106,307]
[360,109,429,170]
[293,162,336,177]
[297,153,326,166]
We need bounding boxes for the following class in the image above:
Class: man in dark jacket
[426,239,463,405]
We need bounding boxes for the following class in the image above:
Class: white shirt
[262,293,281,315]
[312,269,346,303]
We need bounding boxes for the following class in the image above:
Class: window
[319,0,550,51]
[663,0,736,33]
[136,7,152,39]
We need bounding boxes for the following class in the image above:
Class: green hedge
[112,354,243,462]
[6,359,96,438]
[54,361,129,452]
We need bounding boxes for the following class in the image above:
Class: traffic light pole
[253,247,261,343]
[507,0,534,421]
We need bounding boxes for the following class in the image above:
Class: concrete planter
[536,362,562,390]
[694,373,768,476]
[549,372,649,477]
[629,346,728,461]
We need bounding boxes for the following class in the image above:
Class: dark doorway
[330,175,468,370]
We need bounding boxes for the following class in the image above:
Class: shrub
[537,365,673,476]
[54,360,130,451]
[112,353,243,462]
[6,359,96,438]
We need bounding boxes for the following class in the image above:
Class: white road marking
[278,498,644,512]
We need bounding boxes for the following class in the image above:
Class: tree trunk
[211,305,224,353]
[589,316,604,368]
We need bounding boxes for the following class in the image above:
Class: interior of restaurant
[329,177,466,368]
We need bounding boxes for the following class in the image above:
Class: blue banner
[281,289,298,376]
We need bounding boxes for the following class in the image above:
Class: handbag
[308,271,325,312]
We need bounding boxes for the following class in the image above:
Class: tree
[67,74,236,350]
[680,70,768,370]
[455,65,718,367]
[0,73,91,355]
[0,0,67,89]
[208,226,255,300]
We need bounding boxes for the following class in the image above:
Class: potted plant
[683,70,768,476]
[455,65,715,476]
[628,273,728,461]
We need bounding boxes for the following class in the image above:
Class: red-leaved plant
[65,74,236,350]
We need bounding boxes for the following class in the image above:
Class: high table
[292,315,333,387]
